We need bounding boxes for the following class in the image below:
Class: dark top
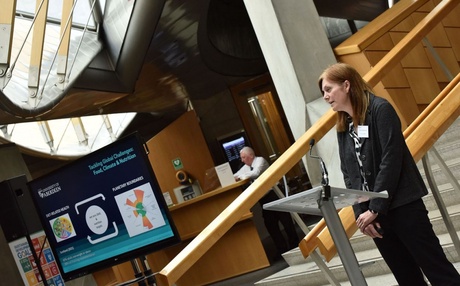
[337,94,428,217]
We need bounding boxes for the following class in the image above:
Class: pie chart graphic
[115,182,166,237]
[126,189,154,229]
[50,213,76,242]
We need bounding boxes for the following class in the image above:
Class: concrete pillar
[244,0,343,186]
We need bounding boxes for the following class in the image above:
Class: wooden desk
[167,179,254,240]
[93,180,269,286]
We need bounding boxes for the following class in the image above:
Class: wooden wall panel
[445,28,460,61]
[389,32,431,67]
[391,15,415,32]
[146,110,215,204]
[411,12,451,47]
[366,33,394,50]
[440,1,460,26]
[365,51,409,87]
[404,68,441,104]
[418,0,435,12]
[426,48,460,82]
[336,52,372,74]
[387,88,420,123]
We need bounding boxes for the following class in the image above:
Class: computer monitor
[28,133,180,281]
[217,130,249,173]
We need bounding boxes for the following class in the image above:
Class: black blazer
[337,94,428,217]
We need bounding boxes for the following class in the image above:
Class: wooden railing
[155,0,460,284]
[405,74,460,162]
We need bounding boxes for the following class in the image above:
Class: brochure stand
[263,185,388,286]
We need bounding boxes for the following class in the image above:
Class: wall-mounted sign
[172,158,183,170]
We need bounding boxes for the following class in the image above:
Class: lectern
[263,185,388,286]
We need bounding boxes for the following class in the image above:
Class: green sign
[172,158,183,170]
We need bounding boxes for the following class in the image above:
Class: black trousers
[374,199,460,286]
[259,190,299,253]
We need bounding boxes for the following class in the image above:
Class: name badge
[357,125,369,138]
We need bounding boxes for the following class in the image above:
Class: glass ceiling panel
[2,0,136,159]
[16,0,101,29]
[2,113,136,157]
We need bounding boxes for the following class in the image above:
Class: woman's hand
[362,223,383,238]
[356,210,382,238]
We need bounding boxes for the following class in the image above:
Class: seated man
[234,146,299,257]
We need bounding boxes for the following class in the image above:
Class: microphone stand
[309,139,368,286]
[309,139,330,198]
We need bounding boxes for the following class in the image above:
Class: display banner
[9,231,64,286]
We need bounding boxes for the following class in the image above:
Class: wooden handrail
[298,206,358,260]
[406,78,460,162]
[334,0,428,55]
[298,217,326,258]
[156,0,460,284]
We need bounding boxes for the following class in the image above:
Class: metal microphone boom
[309,139,329,187]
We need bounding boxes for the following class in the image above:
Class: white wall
[244,0,342,187]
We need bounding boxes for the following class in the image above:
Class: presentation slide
[28,133,179,280]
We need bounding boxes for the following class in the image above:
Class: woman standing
[318,62,460,285]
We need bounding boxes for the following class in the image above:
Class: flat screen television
[28,133,180,281]
[217,130,249,173]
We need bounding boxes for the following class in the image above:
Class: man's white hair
[240,146,255,156]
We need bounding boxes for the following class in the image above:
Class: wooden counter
[167,179,254,240]
[93,180,270,286]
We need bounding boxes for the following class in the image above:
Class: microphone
[309,139,329,187]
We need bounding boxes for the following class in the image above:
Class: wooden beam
[29,0,49,90]
[0,0,17,67]
[57,0,74,75]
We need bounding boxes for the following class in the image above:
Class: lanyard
[349,122,370,192]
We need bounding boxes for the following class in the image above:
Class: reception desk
[93,180,270,286]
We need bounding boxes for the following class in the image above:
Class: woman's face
[321,77,353,116]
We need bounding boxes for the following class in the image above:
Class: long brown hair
[318,63,374,132]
